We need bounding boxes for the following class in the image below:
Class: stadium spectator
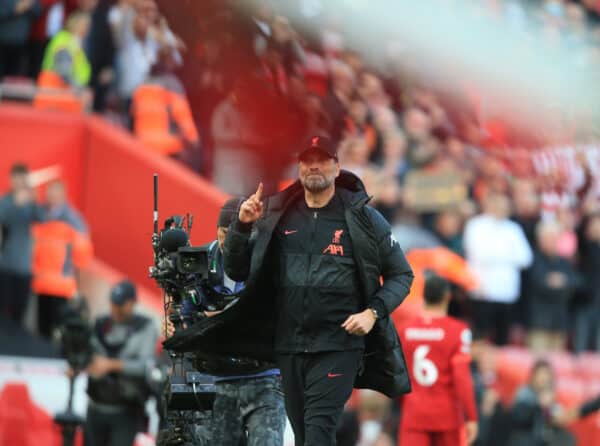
[511,178,541,331]
[131,48,200,169]
[401,107,433,159]
[470,330,510,446]
[433,208,465,257]
[0,163,45,327]
[511,179,541,247]
[39,10,92,88]
[83,279,159,446]
[508,359,575,446]
[555,207,578,260]
[322,59,355,142]
[210,76,269,195]
[85,0,118,113]
[472,156,510,204]
[0,0,41,79]
[32,179,92,339]
[271,15,305,76]
[527,221,581,353]
[27,0,62,79]
[109,0,181,111]
[248,0,273,57]
[464,192,533,345]
[338,136,375,179]
[259,37,289,96]
[343,96,377,151]
[397,274,478,446]
[573,211,600,352]
[356,390,396,446]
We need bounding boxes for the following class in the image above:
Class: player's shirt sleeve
[450,324,478,422]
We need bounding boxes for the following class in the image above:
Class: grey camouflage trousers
[192,375,285,446]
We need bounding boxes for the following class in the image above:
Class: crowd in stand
[178,0,600,354]
[2,0,600,445]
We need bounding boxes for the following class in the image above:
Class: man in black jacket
[223,135,414,445]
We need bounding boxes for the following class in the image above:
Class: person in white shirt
[109,2,157,103]
[109,1,181,108]
[464,192,533,345]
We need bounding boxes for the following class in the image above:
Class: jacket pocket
[309,255,357,290]
[282,253,310,287]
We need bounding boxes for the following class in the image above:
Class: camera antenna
[187,213,193,237]
[153,174,159,252]
[153,174,158,233]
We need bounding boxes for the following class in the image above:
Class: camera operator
[166,198,285,446]
[83,280,159,446]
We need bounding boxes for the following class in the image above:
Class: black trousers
[37,294,69,339]
[0,43,27,78]
[84,406,142,446]
[277,350,362,446]
[0,270,31,325]
[26,39,49,79]
[471,300,514,346]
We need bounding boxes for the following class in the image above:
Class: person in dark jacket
[84,280,159,446]
[222,135,414,445]
[508,360,575,446]
[573,211,600,352]
[0,163,45,326]
[526,221,581,353]
[0,0,41,78]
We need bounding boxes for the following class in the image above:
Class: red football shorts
[398,429,462,446]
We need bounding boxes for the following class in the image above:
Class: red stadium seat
[575,353,600,381]
[556,376,586,407]
[547,351,577,379]
[0,382,62,446]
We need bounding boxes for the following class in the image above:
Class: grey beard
[301,176,332,193]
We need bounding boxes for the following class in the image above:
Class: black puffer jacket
[165,171,414,397]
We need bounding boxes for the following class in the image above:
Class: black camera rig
[150,174,219,445]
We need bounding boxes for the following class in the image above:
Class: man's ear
[335,161,341,177]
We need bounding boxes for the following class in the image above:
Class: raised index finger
[255,182,263,201]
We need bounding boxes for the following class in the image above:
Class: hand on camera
[165,317,176,338]
[203,310,223,317]
[86,355,121,378]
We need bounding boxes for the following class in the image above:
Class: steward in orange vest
[32,180,92,339]
[131,50,201,169]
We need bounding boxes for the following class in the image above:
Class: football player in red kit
[398,274,478,446]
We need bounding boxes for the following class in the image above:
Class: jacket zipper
[303,210,318,353]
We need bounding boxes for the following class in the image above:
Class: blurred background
[0,0,600,445]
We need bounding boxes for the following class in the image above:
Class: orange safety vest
[34,70,85,113]
[404,247,478,302]
[132,83,199,156]
[32,220,93,298]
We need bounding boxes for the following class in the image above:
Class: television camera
[149,174,230,445]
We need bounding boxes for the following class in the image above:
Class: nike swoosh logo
[327,373,343,378]
[284,230,298,235]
